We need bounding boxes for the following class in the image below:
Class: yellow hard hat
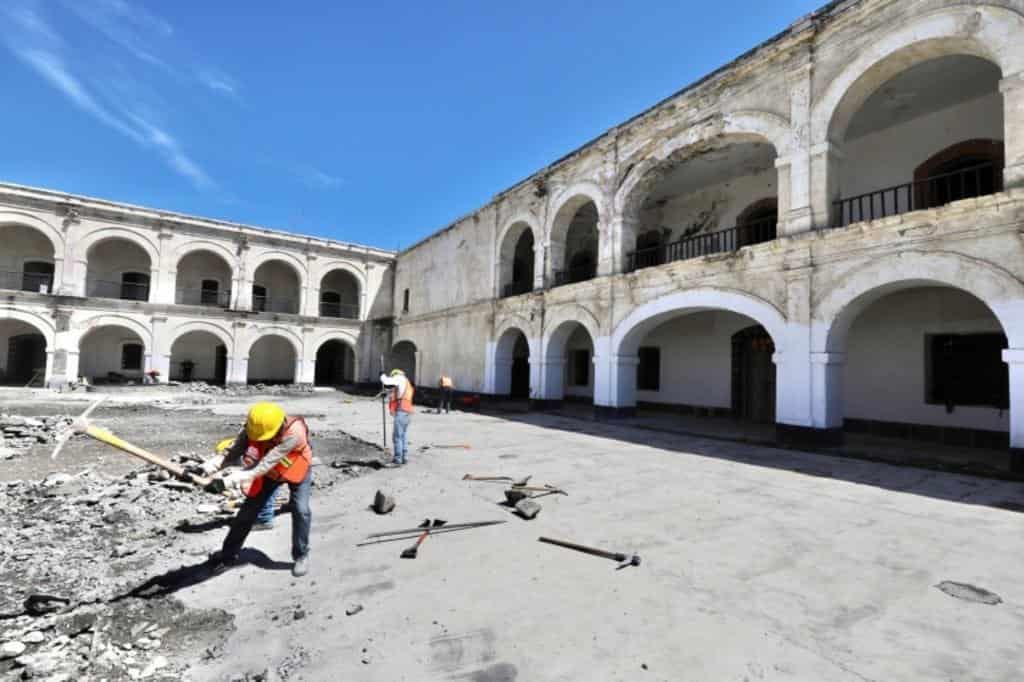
[246,402,285,442]
[215,437,236,454]
[390,369,405,377]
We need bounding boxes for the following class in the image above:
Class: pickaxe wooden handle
[511,484,567,495]
[73,419,213,488]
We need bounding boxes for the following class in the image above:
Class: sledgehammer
[72,418,215,489]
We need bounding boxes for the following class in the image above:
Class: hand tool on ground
[510,484,568,495]
[51,397,106,460]
[400,518,447,558]
[72,417,215,489]
[431,444,472,450]
[538,537,641,569]
[365,519,506,538]
[462,474,531,486]
[357,521,506,547]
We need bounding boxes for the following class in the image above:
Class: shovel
[400,518,446,559]
[462,474,531,486]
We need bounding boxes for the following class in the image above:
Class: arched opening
[510,333,531,399]
[0,319,47,386]
[554,201,599,286]
[252,260,301,314]
[319,269,360,319]
[170,331,228,384]
[86,239,152,301]
[731,325,776,423]
[176,250,233,307]
[248,335,297,384]
[315,340,355,386]
[832,54,1004,226]
[79,325,146,384]
[542,321,596,407]
[0,223,56,293]
[622,139,779,272]
[390,341,417,384]
[839,286,1009,452]
[499,223,536,298]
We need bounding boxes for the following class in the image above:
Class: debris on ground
[514,498,542,519]
[935,581,1003,605]
[183,382,315,396]
[345,604,363,616]
[0,414,74,454]
[372,490,395,514]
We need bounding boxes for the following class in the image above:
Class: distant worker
[439,374,454,414]
[380,369,414,466]
[200,402,313,577]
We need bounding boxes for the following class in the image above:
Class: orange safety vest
[389,381,415,415]
[440,376,453,389]
[243,416,313,498]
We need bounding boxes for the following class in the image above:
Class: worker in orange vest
[380,369,414,466]
[439,374,454,414]
[200,402,314,577]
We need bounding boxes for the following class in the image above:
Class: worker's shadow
[117,549,292,600]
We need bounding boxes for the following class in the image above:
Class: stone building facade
[0,183,394,388]
[386,0,1024,466]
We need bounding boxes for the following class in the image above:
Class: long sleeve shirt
[220,426,301,478]
[380,373,409,399]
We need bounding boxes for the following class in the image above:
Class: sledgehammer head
[616,554,641,570]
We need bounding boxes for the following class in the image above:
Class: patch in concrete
[429,628,497,674]
[498,454,518,459]
[344,580,396,599]
[454,662,518,681]
[935,581,1002,605]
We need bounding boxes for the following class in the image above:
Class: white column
[1000,72,1024,190]
[537,358,565,401]
[1004,349,1024,451]
[545,240,564,287]
[809,142,844,230]
[593,336,637,414]
[596,214,616,277]
[810,352,845,430]
[229,357,249,385]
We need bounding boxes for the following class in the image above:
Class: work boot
[253,520,275,531]
[206,550,240,574]
[292,555,309,577]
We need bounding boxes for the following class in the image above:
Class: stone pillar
[531,241,544,292]
[72,258,89,297]
[593,343,638,418]
[152,229,175,304]
[809,142,844,230]
[233,240,252,311]
[303,252,318,317]
[536,358,565,405]
[1000,72,1024,190]
[545,240,564,287]
[781,60,813,235]
[1004,349,1024,472]
[596,214,616,277]
[606,213,640,275]
[298,326,314,383]
[227,322,249,384]
[148,315,169,382]
[46,310,75,387]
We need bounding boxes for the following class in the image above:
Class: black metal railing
[502,280,533,298]
[0,270,53,293]
[88,279,150,301]
[832,162,1002,229]
[319,301,360,319]
[553,266,596,287]
[252,294,299,314]
[176,287,232,308]
[626,217,777,272]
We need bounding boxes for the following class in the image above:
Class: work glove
[198,457,223,475]
[221,469,255,494]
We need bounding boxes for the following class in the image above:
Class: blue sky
[0,1,823,250]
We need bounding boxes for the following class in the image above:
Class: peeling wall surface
[387,0,1024,455]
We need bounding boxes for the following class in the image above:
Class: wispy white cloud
[198,69,239,98]
[292,165,344,190]
[1,4,214,190]
[63,0,172,70]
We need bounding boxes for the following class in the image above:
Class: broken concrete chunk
[1,640,27,659]
[372,490,395,515]
[504,489,529,505]
[345,604,363,616]
[22,631,45,644]
[514,499,541,520]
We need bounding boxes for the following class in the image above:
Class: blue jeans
[392,411,411,463]
[222,469,312,561]
[256,487,279,524]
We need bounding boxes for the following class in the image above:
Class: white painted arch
[249,251,308,283]
[814,4,1024,142]
[78,226,160,267]
[172,240,238,269]
[315,260,366,292]
[240,326,303,358]
[0,307,56,350]
[0,210,64,258]
[495,212,541,295]
[77,314,153,351]
[167,319,235,354]
[546,181,606,244]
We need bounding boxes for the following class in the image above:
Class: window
[252,284,267,312]
[200,279,219,305]
[926,333,1008,410]
[121,343,143,371]
[320,291,341,317]
[570,349,590,386]
[403,288,410,313]
[22,261,54,293]
[637,347,660,391]
[120,272,150,301]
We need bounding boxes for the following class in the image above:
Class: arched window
[735,198,778,248]
[633,229,664,270]
[913,139,1004,209]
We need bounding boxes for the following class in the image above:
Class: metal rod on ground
[364,519,506,538]
[357,522,506,547]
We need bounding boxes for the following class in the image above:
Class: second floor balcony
[626,216,777,273]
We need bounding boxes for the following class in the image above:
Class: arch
[78,314,153,351]
[814,251,1024,352]
[172,240,238,269]
[496,214,540,295]
[390,339,418,383]
[167,319,234,353]
[247,333,299,383]
[814,5,1024,143]
[250,251,308,283]
[612,288,788,357]
[318,266,362,317]
[547,184,604,244]
[615,111,789,221]
[240,327,302,358]
[495,313,538,346]
[79,227,160,267]
[542,303,601,359]
[0,210,64,258]
[497,212,541,256]
[312,329,359,351]
[0,307,56,350]
[315,260,366,292]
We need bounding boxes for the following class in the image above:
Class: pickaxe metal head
[51,397,105,460]
[615,554,642,570]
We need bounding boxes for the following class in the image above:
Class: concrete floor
[183,394,1024,681]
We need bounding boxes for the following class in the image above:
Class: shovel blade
[400,547,418,559]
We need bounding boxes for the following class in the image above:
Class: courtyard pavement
[185,393,1024,681]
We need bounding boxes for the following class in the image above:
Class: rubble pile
[0,415,73,456]
[183,382,315,396]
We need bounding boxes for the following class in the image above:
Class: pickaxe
[71,417,216,489]
[400,518,447,559]
[511,484,567,496]
[538,537,641,569]
[462,474,531,486]
[51,397,106,460]
[365,519,505,539]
